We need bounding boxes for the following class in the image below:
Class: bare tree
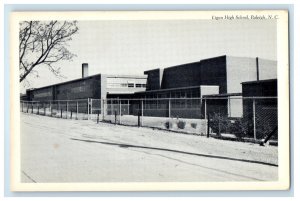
[19,20,78,82]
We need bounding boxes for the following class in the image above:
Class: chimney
[82,63,88,78]
[256,57,259,81]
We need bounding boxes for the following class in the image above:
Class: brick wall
[200,56,227,94]
[144,69,161,90]
[161,62,202,89]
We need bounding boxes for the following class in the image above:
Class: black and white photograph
[10,10,289,191]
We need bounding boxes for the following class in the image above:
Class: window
[135,83,146,88]
[180,91,186,98]
[145,100,150,109]
[160,93,167,98]
[187,100,192,108]
[150,100,156,109]
[171,92,176,98]
[34,91,52,98]
[107,77,136,88]
[174,99,185,108]
[70,86,85,93]
[175,92,181,98]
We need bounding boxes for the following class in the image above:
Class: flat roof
[202,93,242,98]
[107,91,137,95]
[135,85,202,94]
[105,74,147,79]
[26,74,101,91]
[144,68,160,73]
[162,55,227,71]
[26,73,147,92]
[144,56,277,75]
[241,79,277,85]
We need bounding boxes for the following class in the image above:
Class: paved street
[21,113,278,182]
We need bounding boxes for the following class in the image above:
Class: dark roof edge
[134,85,202,94]
[144,68,160,73]
[163,55,227,71]
[241,79,277,85]
[202,93,242,98]
[143,55,227,74]
[26,74,101,92]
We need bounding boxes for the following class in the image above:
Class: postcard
[10,10,289,191]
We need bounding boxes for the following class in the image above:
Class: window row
[143,99,202,109]
[107,83,146,88]
[143,89,201,99]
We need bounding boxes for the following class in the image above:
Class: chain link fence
[205,97,278,140]
[21,97,278,141]
[90,97,277,140]
[20,99,89,120]
[90,98,208,131]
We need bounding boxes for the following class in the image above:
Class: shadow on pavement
[70,138,278,167]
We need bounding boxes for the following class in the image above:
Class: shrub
[210,112,228,136]
[231,117,275,140]
[164,121,172,129]
[177,120,186,129]
[191,122,197,129]
[229,118,252,140]
[230,120,246,139]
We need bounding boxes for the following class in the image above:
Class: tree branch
[19,20,78,82]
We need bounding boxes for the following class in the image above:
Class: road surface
[20,113,278,182]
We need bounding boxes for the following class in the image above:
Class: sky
[20,19,277,93]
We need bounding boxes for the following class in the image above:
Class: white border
[9,10,289,192]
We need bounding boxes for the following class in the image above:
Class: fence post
[110,99,113,122]
[50,101,52,116]
[76,101,79,120]
[97,110,99,124]
[138,108,141,127]
[204,98,207,120]
[127,100,130,115]
[21,102,23,112]
[218,110,221,136]
[114,110,117,125]
[90,98,93,120]
[119,100,122,124]
[253,98,256,140]
[87,98,90,120]
[141,99,143,126]
[168,98,171,118]
[58,101,60,114]
[31,102,33,113]
[44,103,46,116]
[37,102,39,115]
[66,101,68,119]
[26,102,29,113]
[207,113,210,138]
[102,99,105,121]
